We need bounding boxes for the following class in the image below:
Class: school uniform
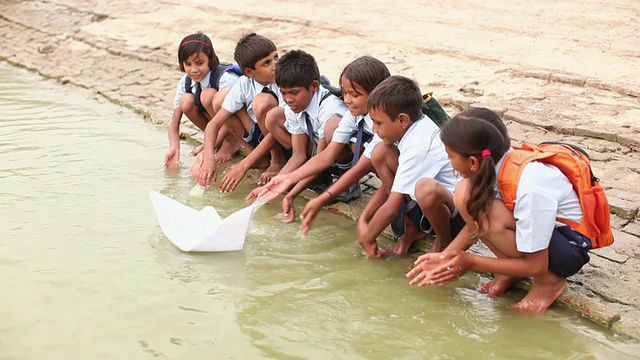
[283,86,348,155]
[495,154,590,277]
[221,77,283,147]
[172,71,240,110]
[332,112,374,146]
[389,115,464,240]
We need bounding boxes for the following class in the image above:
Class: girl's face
[183,51,210,83]
[445,145,477,179]
[341,76,369,116]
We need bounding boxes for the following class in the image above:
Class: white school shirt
[390,115,459,200]
[363,133,385,159]
[172,71,240,109]
[332,113,374,144]
[283,86,348,142]
[495,154,583,253]
[221,77,283,123]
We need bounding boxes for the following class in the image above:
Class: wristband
[324,190,333,198]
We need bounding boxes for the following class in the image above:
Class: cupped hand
[164,147,180,170]
[406,250,468,287]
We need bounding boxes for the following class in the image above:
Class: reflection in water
[0,62,638,359]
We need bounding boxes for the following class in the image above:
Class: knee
[212,92,225,113]
[324,116,341,142]
[415,178,442,206]
[252,93,277,120]
[370,143,397,171]
[179,93,196,112]
[265,106,285,132]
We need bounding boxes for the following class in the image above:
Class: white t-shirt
[283,86,347,142]
[332,113,374,144]
[172,71,240,108]
[221,77,283,123]
[495,155,583,253]
[390,116,458,200]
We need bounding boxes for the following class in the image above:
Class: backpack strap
[497,145,555,210]
[184,76,192,94]
[211,63,244,91]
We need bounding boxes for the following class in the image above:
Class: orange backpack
[497,142,614,249]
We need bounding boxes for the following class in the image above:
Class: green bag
[421,92,450,128]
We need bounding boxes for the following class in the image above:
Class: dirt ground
[1,0,639,340]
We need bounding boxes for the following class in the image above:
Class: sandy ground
[1,0,639,339]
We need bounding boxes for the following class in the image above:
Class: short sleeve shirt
[332,113,374,144]
[390,116,459,200]
[283,86,348,142]
[172,70,240,109]
[495,156,583,253]
[221,77,283,123]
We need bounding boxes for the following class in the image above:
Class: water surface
[0,62,638,359]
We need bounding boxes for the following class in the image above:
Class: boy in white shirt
[193,33,285,187]
[246,49,347,220]
[357,76,463,257]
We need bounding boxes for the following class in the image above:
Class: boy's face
[341,76,368,116]
[370,106,410,144]
[280,81,319,113]
[183,51,210,83]
[244,51,278,85]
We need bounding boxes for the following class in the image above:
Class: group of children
[164,31,604,313]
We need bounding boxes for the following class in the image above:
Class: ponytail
[440,108,510,233]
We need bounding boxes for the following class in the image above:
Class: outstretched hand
[254,175,293,203]
[219,163,247,193]
[299,197,323,235]
[196,157,217,187]
[406,250,469,287]
[164,147,180,170]
[280,196,296,223]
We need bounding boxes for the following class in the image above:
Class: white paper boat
[148,190,261,252]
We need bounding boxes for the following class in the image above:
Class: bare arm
[358,190,403,257]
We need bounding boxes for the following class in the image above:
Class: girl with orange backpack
[406,107,606,313]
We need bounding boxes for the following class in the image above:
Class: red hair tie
[482,149,492,157]
[179,40,211,49]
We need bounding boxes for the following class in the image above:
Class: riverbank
[1,0,639,341]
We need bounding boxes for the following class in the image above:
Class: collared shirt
[332,112,374,144]
[495,154,583,253]
[221,77,283,123]
[283,86,347,142]
[390,115,459,200]
[172,71,240,108]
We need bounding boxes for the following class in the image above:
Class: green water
[0,62,638,359]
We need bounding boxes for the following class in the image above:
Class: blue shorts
[242,122,264,148]
[547,226,591,278]
[391,200,466,241]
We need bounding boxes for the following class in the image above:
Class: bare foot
[479,275,522,298]
[258,162,284,185]
[189,144,204,156]
[509,273,567,313]
[188,152,204,176]
[214,138,241,163]
[390,218,426,256]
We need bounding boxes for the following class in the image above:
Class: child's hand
[164,147,180,170]
[406,251,468,286]
[187,152,204,176]
[299,198,322,235]
[220,163,248,193]
[196,158,217,187]
[246,185,266,201]
[256,175,292,203]
[280,196,296,223]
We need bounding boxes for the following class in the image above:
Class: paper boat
[148,190,261,252]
